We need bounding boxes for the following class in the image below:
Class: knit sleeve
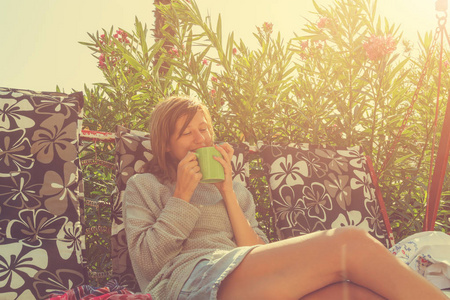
[234,182,270,244]
[123,173,201,284]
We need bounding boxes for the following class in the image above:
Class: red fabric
[46,280,152,300]
[48,290,152,300]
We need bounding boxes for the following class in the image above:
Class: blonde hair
[142,95,214,182]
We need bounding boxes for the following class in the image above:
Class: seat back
[258,142,394,248]
[111,125,251,291]
[0,87,86,299]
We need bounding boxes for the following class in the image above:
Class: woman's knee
[332,226,379,247]
[331,227,388,275]
[286,227,379,261]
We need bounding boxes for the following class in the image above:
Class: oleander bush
[79,0,450,285]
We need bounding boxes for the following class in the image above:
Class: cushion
[258,142,393,248]
[111,125,250,291]
[0,87,86,299]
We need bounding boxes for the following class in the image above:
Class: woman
[123,96,447,300]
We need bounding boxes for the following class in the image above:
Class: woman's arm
[124,174,201,280]
[213,143,266,247]
[222,188,266,246]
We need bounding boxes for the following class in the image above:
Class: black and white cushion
[258,142,393,248]
[0,87,86,299]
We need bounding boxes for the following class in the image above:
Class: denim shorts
[177,246,259,300]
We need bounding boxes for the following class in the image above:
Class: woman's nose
[194,130,206,143]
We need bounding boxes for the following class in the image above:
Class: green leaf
[394,153,416,165]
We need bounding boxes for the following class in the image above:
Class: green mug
[195,146,225,183]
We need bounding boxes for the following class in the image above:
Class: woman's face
[167,110,213,161]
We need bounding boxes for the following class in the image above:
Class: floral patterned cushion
[0,87,86,299]
[111,125,250,291]
[258,142,393,248]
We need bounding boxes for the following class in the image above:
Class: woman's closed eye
[183,128,207,136]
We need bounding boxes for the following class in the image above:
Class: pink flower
[169,46,179,57]
[210,89,216,98]
[202,59,208,65]
[233,48,238,55]
[99,34,106,45]
[211,76,218,83]
[262,22,273,34]
[301,41,308,49]
[318,17,331,29]
[112,29,130,44]
[98,54,106,69]
[363,34,397,61]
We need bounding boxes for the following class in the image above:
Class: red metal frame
[366,156,395,247]
[424,92,450,231]
[81,129,115,143]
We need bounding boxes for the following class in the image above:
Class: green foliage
[79,0,450,285]
[79,18,170,131]
[79,142,115,285]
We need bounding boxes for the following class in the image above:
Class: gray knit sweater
[123,173,268,300]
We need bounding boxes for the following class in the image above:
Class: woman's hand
[173,151,202,202]
[213,142,235,197]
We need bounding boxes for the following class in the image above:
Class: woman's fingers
[212,144,234,193]
[214,144,234,181]
[174,152,202,202]
[182,151,198,163]
[179,152,199,168]
[215,143,234,162]
[178,152,202,180]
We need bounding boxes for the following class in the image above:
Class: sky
[0,0,441,93]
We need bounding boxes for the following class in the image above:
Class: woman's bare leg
[218,227,447,300]
[301,281,385,300]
